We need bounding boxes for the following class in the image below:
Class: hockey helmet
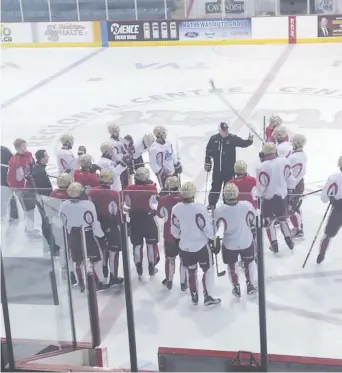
[99,169,113,184]
[223,183,239,202]
[143,133,155,148]
[135,167,150,182]
[269,114,282,129]
[165,176,180,189]
[153,126,167,140]
[272,125,287,141]
[107,122,120,137]
[79,154,92,168]
[60,133,74,146]
[263,142,277,155]
[57,173,74,189]
[100,142,113,155]
[291,134,306,150]
[234,160,248,175]
[180,182,196,200]
[67,182,84,198]
[338,156,342,169]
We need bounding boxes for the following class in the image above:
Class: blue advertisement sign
[179,18,251,41]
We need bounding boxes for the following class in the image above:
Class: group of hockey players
[1,114,341,306]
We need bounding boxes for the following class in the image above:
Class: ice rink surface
[1,44,342,369]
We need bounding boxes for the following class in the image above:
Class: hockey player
[215,183,257,297]
[107,122,132,188]
[56,134,83,175]
[59,182,110,292]
[204,122,253,209]
[255,142,296,253]
[228,160,257,208]
[170,181,221,306]
[156,176,187,291]
[124,167,160,277]
[88,169,124,286]
[74,154,100,190]
[131,133,155,170]
[288,134,307,239]
[51,173,74,199]
[316,156,342,264]
[265,114,288,142]
[273,125,292,158]
[149,126,182,188]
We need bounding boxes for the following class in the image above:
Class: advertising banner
[179,18,251,41]
[107,20,179,42]
[0,23,33,44]
[33,22,93,43]
[317,15,342,37]
[205,0,245,15]
[288,15,296,44]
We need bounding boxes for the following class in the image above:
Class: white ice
[1,44,342,370]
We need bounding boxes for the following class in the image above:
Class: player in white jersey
[149,126,182,188]
[170,182,220,306]
[288,134,307,239]
[316,156,342,264]
[59,182,110,292]
[98,142,128,191]
[131,133,155,170]
[215,183,257,298]
[56,134,79,175]
[273,126,292,158]
[256,142,296,253]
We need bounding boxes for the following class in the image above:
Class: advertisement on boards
[317,15,342,37]
[1,23,33,44]
[33,22,93,43]
[107,20,179,42]
[179,18,251,41]
[288,15,296,44]
[205,0,245,15]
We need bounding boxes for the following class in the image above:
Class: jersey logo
[108,201,118,216]
[327,183,338,198]
[216,217,227,232]
[149,195,158,210]
[195,213,206,231]
[165,149,173,161]
[124,194,131,208]
[258,171,270,187]
[245,211,255,227]
[83,210,94,225]
[291,163,303,179]
[284,164,291,178]
[60,158,69,170]
[159,206,169,222]
[156,152,164,167]
[171,214,180,229]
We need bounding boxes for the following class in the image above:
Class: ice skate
[148,264,158,276]
[79,281,85,293]
[96,282,111,291]
[109,273,124,286]
[204,294,221,306]
[246,281,257,295]
[285,236,294,250]
[316,253,325,264]
[232,284,241,298]
[293,229,304,240]
[180,282,188,292]
[191,291,199,305]
[162,278,172,290]
[136,263,143,277]
[70,271,78,287]
[269,240,278,253]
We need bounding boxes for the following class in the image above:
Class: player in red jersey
[88,169,124,286]
[227,160,257,209]
[157,176,187,291]
[124,167,159,278]
[50,173,74,199]
[74,154,99,190]
[265,114,289,143]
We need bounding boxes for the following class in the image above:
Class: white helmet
[135,167,150,182]
[57,173,73,189]
[338,156,342,169]
[234,160,247,175]
[67,182,84,198]
[180,182,196,199]
[60,133,74,146]
[291,134,306,150]
[223,183,239,202]
[153,126,167,140]
[165,176,180,189]
[272,125,288,141]
[100,142,113,155]
[263,142,277,155]
[269,114,282,129]
[79,154,92,168]
[107,122,120,137]
[143,133,155,148]
[99,169,113,184]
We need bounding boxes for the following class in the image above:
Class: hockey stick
[301,188,322,198]
[204,172,209,205]
[211,209,226,277]
[263,116,266,142]
[302,203,331,269]
[209,79,264,142]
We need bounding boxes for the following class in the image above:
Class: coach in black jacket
[204,122,253,208]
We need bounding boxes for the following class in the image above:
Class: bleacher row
[1,0,176,21]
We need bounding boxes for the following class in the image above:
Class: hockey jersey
[228,175,257,208]
[215,201,255,250]
[321,172,342,203]
[74,170,99,189]
[277,141,292,158]
[171,202,214,253]
[50,189,69,200]
[265,125,289,143]
[288,151,307,188]
[7,151,34,189]
[56,148,79,175]
[149,141,176,176]
[98,156,126,191]
[124,183,157,213]
[157,192,183,242]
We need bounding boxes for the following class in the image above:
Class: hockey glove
[258,152,265,162]
[78,146,87,156]
[204,161,212,172]
[174,162,182,174]
[90,164,101,173]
